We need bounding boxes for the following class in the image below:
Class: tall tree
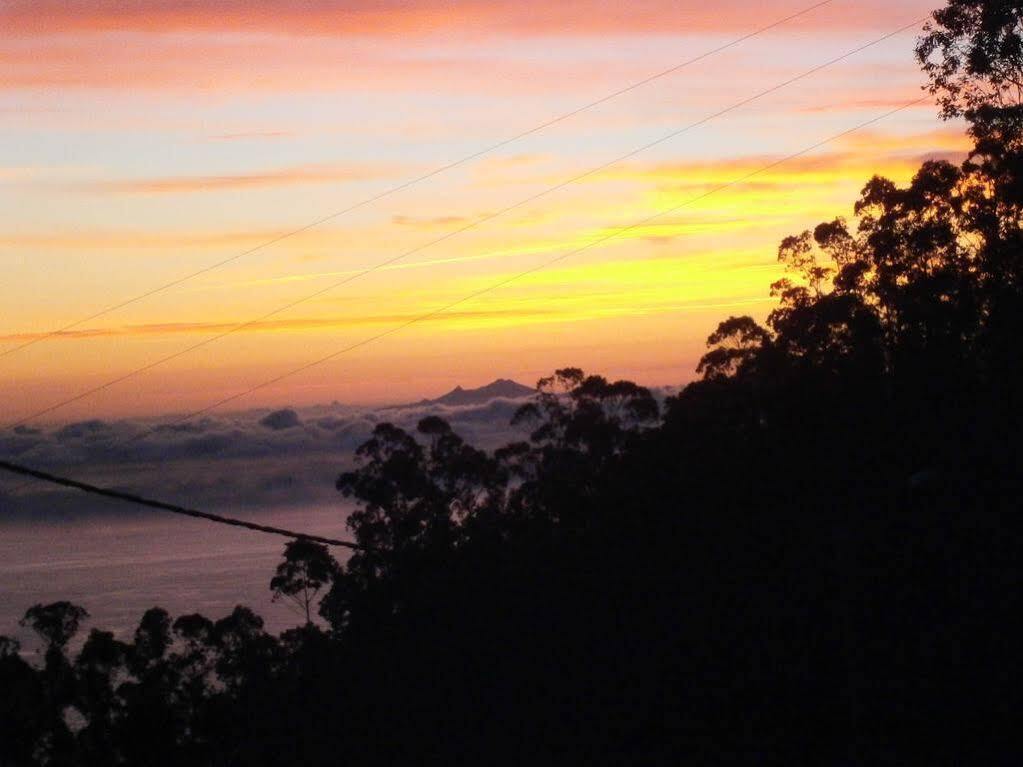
[270,541,339,625]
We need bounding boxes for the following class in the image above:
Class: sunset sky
[0,0,967,422]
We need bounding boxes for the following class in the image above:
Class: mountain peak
[410,379,535,408]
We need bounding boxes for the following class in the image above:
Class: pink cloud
[0,1,938,96]
[1,1,937,39]
[799,96,937,113]
[0,34,652,94]
[84,163,402,194]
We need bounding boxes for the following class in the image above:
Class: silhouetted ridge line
[1,16,925,432]
[0,0,838,363]
[0,460,364,550]
[406,379,536,408]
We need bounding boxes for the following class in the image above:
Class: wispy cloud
[799,97,937,114]
[535,131,972,193]
[0,309,560,344]
[0,1,936,95]
[0,40,667,98]
[0,1,937,39]
[0,166,49,181]
[84,163,402,195]
[837,127,971,154]
[207,130,295,141]
[0,229,295,250]
[392,214,472,229]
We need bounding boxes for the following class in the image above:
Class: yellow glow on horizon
[0,0,962,418]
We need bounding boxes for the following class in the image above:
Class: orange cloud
[539,128,972,194]
[85,163,402,195]
[837,127,971,154]
[392,214,472,229]
[0,34,654,94]
[207,130,295,141]
[799,96,937,113]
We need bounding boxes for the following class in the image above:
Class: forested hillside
[2,2,1020,763]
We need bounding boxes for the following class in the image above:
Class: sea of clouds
[0,395,537,521]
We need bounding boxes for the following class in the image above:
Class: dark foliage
[270,540,339,625]
[3,4,1021,763]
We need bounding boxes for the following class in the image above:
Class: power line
[1,98,928,508]
[0,460,364,550]
[106,97,933,437]
[0,0,838,364]
[2,17,925,431]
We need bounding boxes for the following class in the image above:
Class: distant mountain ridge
[407,378,535,408]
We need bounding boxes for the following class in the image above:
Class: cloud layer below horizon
[0,391,553,519]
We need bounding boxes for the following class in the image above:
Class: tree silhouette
[270,541,338,625]
[918,0,1023,149]
[130,607,171,674]
[0,636,19,659]
[19,602,89,652]
[696,315,773,380]
[0,635,46,766]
